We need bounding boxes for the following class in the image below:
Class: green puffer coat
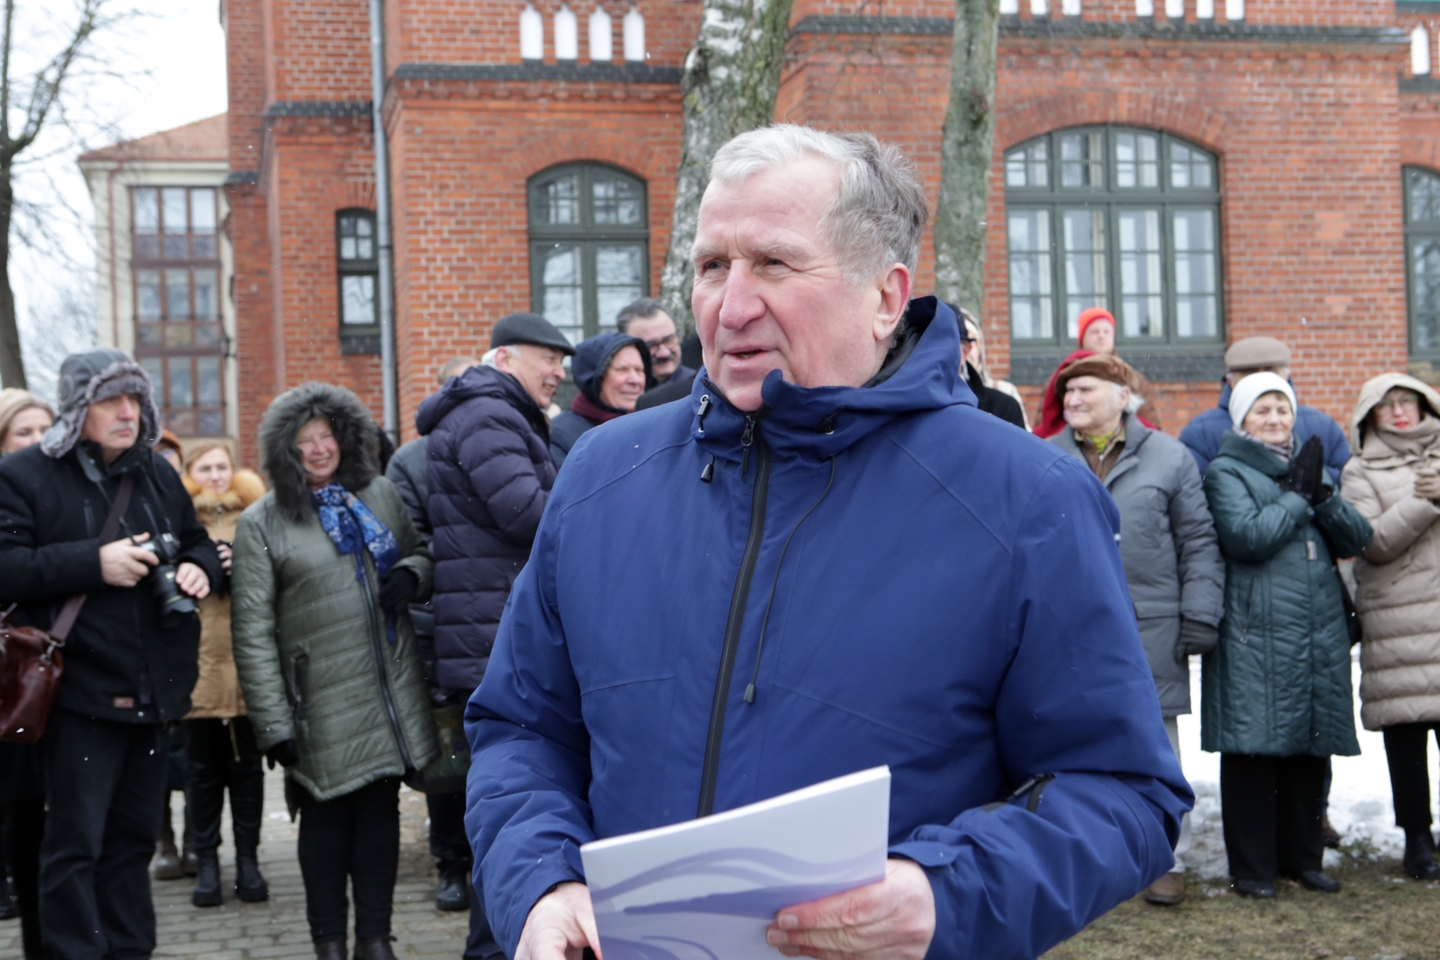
[231,383,437,803]
[1201,431,1372,757]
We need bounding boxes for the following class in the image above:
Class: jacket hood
[185,468,267,513]
[41,348,162,458]
[416,363,548,438]
[1348,372,1440,452]
[571,333,654,407]
[688,296,970,461]
[259,382,380,523]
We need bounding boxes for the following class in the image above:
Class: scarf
[1235,429,1296,464]
[571,390,627,426]
[1369,413,1440,460]
[312,482,398,582]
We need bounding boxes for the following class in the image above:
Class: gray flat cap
[490,313,576,355]
[1224,336,1291,371]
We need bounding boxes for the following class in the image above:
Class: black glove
[1281,435,1330,505]
[1175,619,1219,663]
[378,567,418,619]
[265,739,301,770]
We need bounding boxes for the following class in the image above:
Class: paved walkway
[0,768,471,960]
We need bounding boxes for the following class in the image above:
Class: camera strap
[50,473,135,643]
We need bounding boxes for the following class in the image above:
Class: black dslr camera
[138,532,198,619]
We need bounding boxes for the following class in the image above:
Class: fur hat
[259,382,380,523]
[40,348,161,459]
[1053,353,1139,401]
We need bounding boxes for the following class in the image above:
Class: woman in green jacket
[1202,372,1372,900]
[232,383,436,960]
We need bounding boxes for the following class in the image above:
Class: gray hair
[706,124,929,285]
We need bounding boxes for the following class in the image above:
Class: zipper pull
[697,394,711,434]
[740,416,755,481]
[700,456,715,483]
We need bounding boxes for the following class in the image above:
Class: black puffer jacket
[416,365,556,694]
[0,441,221,723]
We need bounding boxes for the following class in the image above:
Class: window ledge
[340,333,381,356]
[1007,349,1226,385]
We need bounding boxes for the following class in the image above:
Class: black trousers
[39,710,167,960]
[297,777,400,943]
[427,789,471,874]
[3,795,46,959]
[1220,753,1327,881]
[1383,722,1440,831]
[183,717,264,854]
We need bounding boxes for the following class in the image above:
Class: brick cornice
[264,100,373,118]
[997,90,1232,153]
[391,62,683,84]
[1400,75,1440,93]
[791,14,1408,47]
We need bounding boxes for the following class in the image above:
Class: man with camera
[0,348,220,960]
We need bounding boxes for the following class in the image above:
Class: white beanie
[1229,371,1297,430]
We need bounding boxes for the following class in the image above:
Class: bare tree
[656,0,795,333]
[0,0,108,389]
[933,0,1000,316]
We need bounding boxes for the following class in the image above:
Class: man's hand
[175,562,211,600]
[515,882,601,960]
[766,859,934,960]
[100,533,158,587]
[1415,467,1440,502]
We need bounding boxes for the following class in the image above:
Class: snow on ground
[1174,651,1440,879]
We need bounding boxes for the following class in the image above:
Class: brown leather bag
[0,474,133,742]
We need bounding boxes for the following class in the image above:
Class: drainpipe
[368,0,398,440]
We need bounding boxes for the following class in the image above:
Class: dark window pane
[341,274,376,325]
[1062,208,1107,338]
[544,176,581,225]
[593,177,642,225]
[192,234,218,260]
[134,188,159,234]
[191,189,216,234]
[1409,169,1440,223]
[140,357,164,398]
[163,235,188,259]
[165,323,193,347]
[165,269,191,320]
[137,323,161,346]
[1412,238,1440,350]
[163,188,187,234]
[1173,209,1219,338]
[198,410,224,436]
[1060,132,1104,188]
[1008,209,1053,340]
[195,323,223,347]
[1118,209,1164,338]
[134,235,160,260]
[137,270,161,321]
[169,356,193,408]
[194,269,218,320]
[196,356,221,405]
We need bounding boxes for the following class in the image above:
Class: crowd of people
[0,122,1439,960]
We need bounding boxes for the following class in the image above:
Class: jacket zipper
[697,413,771,818]
[360,560,414,769]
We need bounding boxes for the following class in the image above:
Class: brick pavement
[0,767,470,960]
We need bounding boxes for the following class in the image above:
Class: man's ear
[873,263,912,344]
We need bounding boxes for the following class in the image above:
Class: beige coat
[1340,373,1440,730]
[183,469,267,719]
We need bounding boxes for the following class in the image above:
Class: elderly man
[1180,336,1350,483]
[618,298,695,391]
[1050,354,1225,907]
[466,126,1190,960]
[0,348,220,960]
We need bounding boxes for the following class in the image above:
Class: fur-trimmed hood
[40,348,161,458]
[259,383,380,523]
[184,468,267,514]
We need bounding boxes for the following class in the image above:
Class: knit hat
[1228,371,1296,430]
[0,389,54,447]
[40,348,161,459]
[1076,307,1115,347]
[1224,336,1291,371]
[1053,353,1139,401]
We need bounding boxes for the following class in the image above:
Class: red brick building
[205,0,1440,463]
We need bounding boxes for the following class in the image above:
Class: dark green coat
[1201,431,1372,757]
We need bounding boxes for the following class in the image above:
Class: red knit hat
[1076,307,1115,348]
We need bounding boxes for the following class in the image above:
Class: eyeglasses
[1379,394,1421,412]
[642,333,679,352]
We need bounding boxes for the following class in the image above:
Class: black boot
[353,936,398,960]
[234,852,269,902]
[153,798,184,880]
[0,873,16,920]
[1404,829,1440,881]
[435,866,468,912]
[191,849,223,907]
[314,940,346,960]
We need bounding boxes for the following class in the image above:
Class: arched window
[528,163,649,345]
[1004,127,1223,350]
[336,209,379,354]
[1405,167,1440,358]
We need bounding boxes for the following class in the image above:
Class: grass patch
[1044,858,1440,960]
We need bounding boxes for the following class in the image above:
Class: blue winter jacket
[465,299,1192,960]
[1179,381,1351,485]
[417,365,556,694]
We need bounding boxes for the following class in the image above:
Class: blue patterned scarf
[312,482,399,582]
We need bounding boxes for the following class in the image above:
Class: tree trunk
[0,162,25,389]
[933,0,1000,318]
[657,0,795,333]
